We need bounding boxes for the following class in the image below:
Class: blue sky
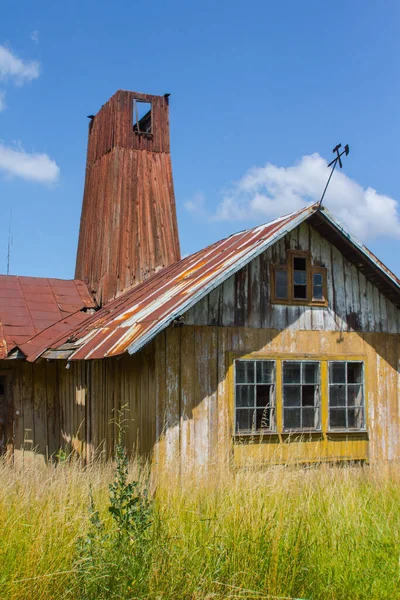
[0,0,399,279]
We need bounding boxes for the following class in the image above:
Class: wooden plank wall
[1,326,398,466]
[184,222,400,334]
[0,344,157,462]
[152,326,400,468]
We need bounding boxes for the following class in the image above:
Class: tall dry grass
[0,456,399,599]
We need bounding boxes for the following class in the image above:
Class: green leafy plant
[75,413,153,599]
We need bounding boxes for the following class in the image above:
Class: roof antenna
[318,143,350,207]
[6,208,12,276]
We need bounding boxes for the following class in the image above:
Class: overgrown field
[0,454,399,600]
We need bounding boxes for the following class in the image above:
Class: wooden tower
[75,90,181,306]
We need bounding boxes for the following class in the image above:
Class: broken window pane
[235,361,254,383]
[275,269,288,299]
[302,385,316,406]
[256,385,272,407]
[256,407,273,430]
[133,100,152,135]
[347,362,363,384]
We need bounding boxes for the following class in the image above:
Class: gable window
[282,361,320,430]
[234,360,276,433]
[293,256,307,299]
[271,250,327,306]
[328,361,365,430]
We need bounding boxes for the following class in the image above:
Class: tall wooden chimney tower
[75,90,181,306]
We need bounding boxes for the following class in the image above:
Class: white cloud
[0,143,59,183]
[209,153,400,241]
[184,191,207,217]
[31,31,39,45]
[0,91,6,111]
[0,45,40,85]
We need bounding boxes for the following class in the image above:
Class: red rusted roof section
[75,90,181,307]
[41,204,317,361]
[0,275,95,357]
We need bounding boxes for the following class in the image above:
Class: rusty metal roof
[0,276,95,359]
[37,204,318,361]
[20,202,400,362]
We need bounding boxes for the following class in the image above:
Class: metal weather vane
[318,143,350,207]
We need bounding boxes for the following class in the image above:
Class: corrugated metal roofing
[37,204,318,361]
[16,202,400,363]
[0,276,96,358]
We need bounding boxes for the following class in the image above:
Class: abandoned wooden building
[0,89,399,467]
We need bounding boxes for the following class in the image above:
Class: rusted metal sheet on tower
[75,90,181,307]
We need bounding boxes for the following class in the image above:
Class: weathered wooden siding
[0,344,157,462]
[152,326,400,468]
[184,222,400,333]
[1,325,399,466]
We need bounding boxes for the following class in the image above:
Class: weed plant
[0,455,399,600]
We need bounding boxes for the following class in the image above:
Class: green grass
[0,457,399,599]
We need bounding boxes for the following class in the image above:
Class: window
[293,256,307,299]
[235,360,276,433]
[271,251,327,305]
[133,99,152,136]
[233,357,366,436]
[329,361,365,430]
[283,361,320,430]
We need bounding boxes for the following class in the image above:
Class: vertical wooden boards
[183,221,400,334]
[45,361,60,457]
[20,362,34,452]
[164,328,181,466]
[180,326,195,467]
